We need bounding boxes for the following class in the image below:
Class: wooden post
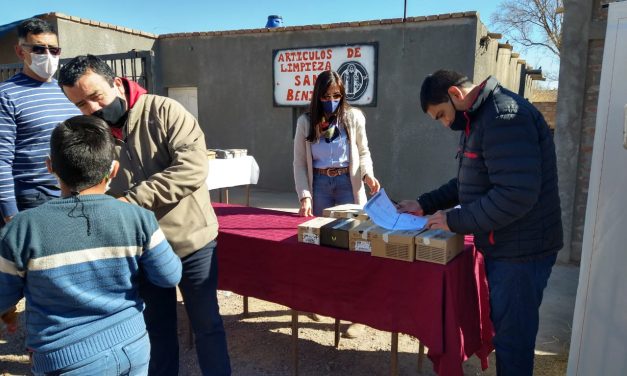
[334,318,341,348]
[243,296,249,317]
[391,332,399,376]
[291,310,299,376]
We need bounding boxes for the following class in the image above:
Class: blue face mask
[322,100,340,114]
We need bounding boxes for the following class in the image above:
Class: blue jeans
[36,332,150,376]
[312,173,354,216]
[140,240,231,376]
[485,253,557,376]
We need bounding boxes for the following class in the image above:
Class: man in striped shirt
[0,18,80,224]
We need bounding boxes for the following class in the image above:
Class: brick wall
[533,102,557,130]
[570,0,608,262]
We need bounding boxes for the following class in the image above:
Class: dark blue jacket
[418,77,563,260]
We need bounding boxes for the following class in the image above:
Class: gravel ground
[2,294,567,376]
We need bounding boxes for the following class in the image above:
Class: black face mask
[447,94,466,131]
[93,96,128,128]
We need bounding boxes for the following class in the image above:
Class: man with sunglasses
[0,18,80,224]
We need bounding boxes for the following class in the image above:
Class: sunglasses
[21,43,62,56]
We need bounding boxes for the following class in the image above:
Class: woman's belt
[313,167,349,177]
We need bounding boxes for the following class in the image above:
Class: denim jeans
[140,240,231,376]
[36,332,150,376]
[485,253,557,376]
[312,173,354,216]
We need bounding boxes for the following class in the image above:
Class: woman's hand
[299,197,313,217]
[363,175,380,195]
[396,200,424,216]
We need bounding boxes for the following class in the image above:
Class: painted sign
[273,43,378,106]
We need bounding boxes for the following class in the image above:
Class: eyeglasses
[20,44,62,56]
[321,94,342,101]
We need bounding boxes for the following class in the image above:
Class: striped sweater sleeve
[0,93,18,218]
[140,216,182,287]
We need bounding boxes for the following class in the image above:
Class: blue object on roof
[265,15,283,28]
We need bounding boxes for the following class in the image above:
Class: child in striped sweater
[0,115,182,375]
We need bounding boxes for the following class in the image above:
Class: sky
[0,0,559,86]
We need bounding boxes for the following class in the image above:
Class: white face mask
[28,52,59,81]
[104,160,117,192]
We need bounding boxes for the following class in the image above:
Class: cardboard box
[348,220,378,252]
[370,227,425,262]
[414,229,464,264]
[297,217,337,245]
[320,218,363,249]
[322,204,369,221]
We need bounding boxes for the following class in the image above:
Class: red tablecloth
[214,203,494,375]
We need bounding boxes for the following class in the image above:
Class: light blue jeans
[312,173,354,216]
[35,332,150,376]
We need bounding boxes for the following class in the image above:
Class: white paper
[363,188,428,231]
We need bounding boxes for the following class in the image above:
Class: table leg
[334,318,341,348]
[391,332,399,376]
[243,296,249,317]
[417,342,425,374]
[291,310,299,376]
[246,184,251,206]
[224,188,229,204]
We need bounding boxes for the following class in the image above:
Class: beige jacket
[293,107,374,205]
[108,94,217,258]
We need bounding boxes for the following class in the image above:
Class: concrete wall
[0,13,156,66]
[555,0,609,263]
[54,17,156,57]
[156,16,482,202]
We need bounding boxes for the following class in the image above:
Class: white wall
[568,2,627,374]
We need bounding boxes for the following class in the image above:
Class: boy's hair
[58,54,116,88]
[420,70,473,113]
[17,18,56,40]
[50,115,115,192]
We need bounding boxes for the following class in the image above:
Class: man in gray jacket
[58,55,230,376]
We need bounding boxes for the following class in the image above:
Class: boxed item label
[298,217,337,245]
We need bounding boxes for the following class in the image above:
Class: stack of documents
[363,189,427,231]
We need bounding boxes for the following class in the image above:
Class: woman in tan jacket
[293,70,380,217]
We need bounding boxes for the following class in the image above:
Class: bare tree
[490,0,563,58]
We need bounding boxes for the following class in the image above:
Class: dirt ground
[1,293,567,376]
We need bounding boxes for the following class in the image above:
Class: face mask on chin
[28,52,59,81]
[93,97,128,128]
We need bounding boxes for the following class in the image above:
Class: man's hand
[396,200,424,216]
[363,175,380,195]
[426,210,450,231]
[298,197,313,217]
[1,306,18,334]
[3,215,13,224]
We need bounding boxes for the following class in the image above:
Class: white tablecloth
[206,156,260,190]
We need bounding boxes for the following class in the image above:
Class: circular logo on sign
[338,61,369,101]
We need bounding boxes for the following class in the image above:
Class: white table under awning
[206,155,260,205]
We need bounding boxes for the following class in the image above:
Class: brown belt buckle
[327,168,339,177]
